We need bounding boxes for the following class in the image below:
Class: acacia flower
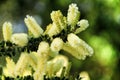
[24,15,43,38]
[67,3,80,28]
[63,33,93,60]
[75,19,89,34]
[14,52,31,77]
[44,11,67,37]
[28,52,39,70]
[55,55,69,77]
[2,22,12,42]
[11,33,28,47]
[3,57,15,77]
[46,55,68,77]
[35,41,50,80]
[50,37,64,57]
[51,10,67,30]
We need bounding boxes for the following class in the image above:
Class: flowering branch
[0,3,93,80]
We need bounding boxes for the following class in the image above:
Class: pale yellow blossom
[55,55,69,77]
[34,42,50,80]
[46,55,68,77]
[24,15,43,38]
[11,33,28,47]
[67,3,80,28]
[63,33,93,60]
[75,19,89,34]
[2,22,12,41]
[14,52,31,77]
[3,57,15,77]
[44,11,66,37]
[51,10,67,30]
[50,37,64,57]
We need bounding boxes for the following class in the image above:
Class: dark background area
[0,0,120,80]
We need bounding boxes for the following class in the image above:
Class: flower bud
[67,3,80,27]
[63,33,93,60]
[2,22,12,41]
[11,33,28,47]
[75,19,89,34]
[24,15,43,38]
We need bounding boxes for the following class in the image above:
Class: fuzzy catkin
[67,3,80,27]
[2,22,12,41]
[11,33,28,47]
[24,15,43,38]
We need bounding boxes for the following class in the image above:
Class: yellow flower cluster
[1,3,93,80]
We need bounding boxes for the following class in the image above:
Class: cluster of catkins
[0,3,93,80]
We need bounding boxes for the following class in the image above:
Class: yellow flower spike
[37,42,50,67]
[24,15,43,38]
[3,57,15,77]
[67,33,93,54]
[14,52,31,77]
[28,52,39,71]
[55,55,69,77]
[44,11,67,37]
[68,33,93,57]
[11,33,28,47]
[46,55,68,77]
[67,3,80,28]
[75,19,89,34]
[35,41,50,80]
[50,37,64,57]
[52,55,66,73]
[51,10,67,30]
[63,33,93,60]
[2,22,12,41]
[63,42,85,60]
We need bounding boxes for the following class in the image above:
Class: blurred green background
[0,0,120,80]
